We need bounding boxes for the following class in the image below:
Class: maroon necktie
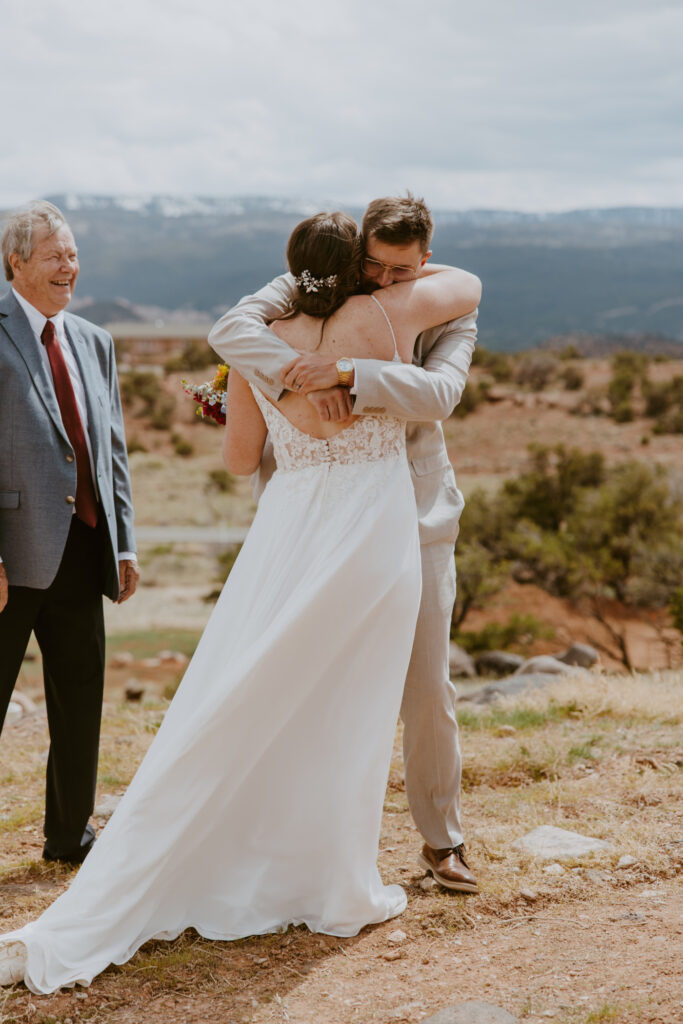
[41,320,99,528]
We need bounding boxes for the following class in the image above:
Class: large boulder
[474,650,524,677]
[421,1002,519,1024]
[555,642,599,668]
[449,643,477,678]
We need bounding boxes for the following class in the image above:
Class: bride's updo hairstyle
[285,212,361,320]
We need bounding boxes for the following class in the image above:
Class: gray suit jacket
[0,291,136,600]
[209,274,477,546]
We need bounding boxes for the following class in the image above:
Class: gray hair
[1,200,67,281]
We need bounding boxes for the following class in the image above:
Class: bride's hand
[282,354,338,393]
[307,387,353,423]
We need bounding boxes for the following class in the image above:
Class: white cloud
[1,0,681,210]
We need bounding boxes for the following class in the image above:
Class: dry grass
[1,666,681,1024]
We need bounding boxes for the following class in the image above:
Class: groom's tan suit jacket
[209,273,477,546]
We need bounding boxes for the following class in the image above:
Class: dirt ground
[1,672,681,1024]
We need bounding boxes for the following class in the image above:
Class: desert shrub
[571,386,607,417]
[612,351,650,378]
[558,344,581,360]
[471,346,513,381]
[453,380,484,418]
[121,371,175,431]
[452,541,510,628]
[216,544,242,581]
[560,364,584,391]
[645,376,683,434]
[164,341,215,374]
[505,522,575,596]
[607,352,651,423]
[607,370,634,407]
[120,371,160,411]
[458,486,517,561]
[455,613,554,653]
[502,444,605,532]
[611,399,634,423]
[565,460,682,604]
[171,433,194,457]
[625,542,683,607]
[207,468,235,493]
[515,352,559,392]
[126,435,148,455]
[204,544,243,603]
[455,447,683,623]
[653,408,683,434]
[643,381,672,418]
[670,587,683,637]
[148,394,175,431]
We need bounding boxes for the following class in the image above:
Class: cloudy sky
[2,0,682,211]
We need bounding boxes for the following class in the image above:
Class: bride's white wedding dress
[2,376,421,994]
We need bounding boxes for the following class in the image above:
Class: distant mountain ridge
[2,194,681,351]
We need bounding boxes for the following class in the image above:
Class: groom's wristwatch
[336,358,354,387]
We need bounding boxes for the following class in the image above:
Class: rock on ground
[449,644,477,678]
[421,1001,519,1023]
[457,672,565,705]
[555,642,599,668]
[513,825,612,860]
[5,701,23,726]
[94,794,123,820]
[474,651,524,677]
[513,655,571,676]
[111,651,135,668]
[10,691,37,714]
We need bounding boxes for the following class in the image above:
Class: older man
[0,200,138,864]
[209,194,480,893]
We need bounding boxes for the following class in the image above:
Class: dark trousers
[0,516,106,856]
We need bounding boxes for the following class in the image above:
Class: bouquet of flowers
[182,364,229,425]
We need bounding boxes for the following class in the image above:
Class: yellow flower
[212,364,230,392]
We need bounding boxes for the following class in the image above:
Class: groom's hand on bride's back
[282,354,339,393]
[307,387,354,423]
[281,356,353,422]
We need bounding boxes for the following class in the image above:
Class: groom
[209,194,478,893]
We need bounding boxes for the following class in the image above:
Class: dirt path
[1,674,681,1024]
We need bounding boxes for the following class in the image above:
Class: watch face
[338,358,353,372]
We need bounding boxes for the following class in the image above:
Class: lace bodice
[250,386,405,472]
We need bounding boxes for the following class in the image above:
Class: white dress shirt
[5,289,135,564]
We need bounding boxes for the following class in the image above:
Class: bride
[0,211,480,993]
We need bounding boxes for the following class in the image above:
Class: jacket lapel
[0,291,69,444]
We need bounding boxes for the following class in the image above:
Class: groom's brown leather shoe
[418,844,479,893]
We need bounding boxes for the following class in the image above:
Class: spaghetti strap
[370,294,400,361]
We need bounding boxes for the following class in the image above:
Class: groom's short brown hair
[362,193,433,253]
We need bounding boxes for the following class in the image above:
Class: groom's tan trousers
[400,540,462,850]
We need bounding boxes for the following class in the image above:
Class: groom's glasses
[361,256,420,281]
